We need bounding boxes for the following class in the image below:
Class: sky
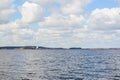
[0,0,120,48]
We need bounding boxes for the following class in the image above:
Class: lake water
[0,49,120,80]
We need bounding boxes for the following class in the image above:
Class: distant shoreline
[0,46,120,50]
[0,46,81,50]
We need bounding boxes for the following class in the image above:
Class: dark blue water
[0,49,120,80]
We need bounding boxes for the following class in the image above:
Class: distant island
[0,46,70,50]
[69,47,82,49]
[0,46,120,50]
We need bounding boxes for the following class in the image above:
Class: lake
[0,49,120,80]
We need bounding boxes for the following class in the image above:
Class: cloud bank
[0,0,120,48]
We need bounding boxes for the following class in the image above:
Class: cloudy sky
[0,0,120,48]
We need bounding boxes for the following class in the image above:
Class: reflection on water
[0,49,120,80]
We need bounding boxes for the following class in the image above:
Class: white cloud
[20,1,43,23]
[0,28,35,46]
[30,0,52,7]
[87,8,120,30]
[39,14,85,30]
[11,29,34,40]
[61,0,92,15]
[35,29,63,42]
[31,0,92,15]
[0,19,35,46]
[0,0,16,24]
[0,0,14,10]
[0,8,16,23]
[34,28,74,47]
[0,19,29,37]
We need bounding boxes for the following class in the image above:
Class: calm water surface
[0,49,120,80]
